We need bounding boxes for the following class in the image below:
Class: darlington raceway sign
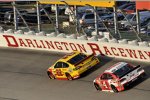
[0,34,150,62]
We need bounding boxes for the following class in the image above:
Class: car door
[100,73,113,91]
[61,62,70,77]
[53,61,64,78]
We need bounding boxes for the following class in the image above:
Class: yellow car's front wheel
[47,71,55,79]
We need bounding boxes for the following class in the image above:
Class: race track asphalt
[0,48,150,100]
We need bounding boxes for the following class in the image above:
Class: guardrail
[0,27,150,62]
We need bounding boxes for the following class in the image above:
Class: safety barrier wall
[0,31,150,62]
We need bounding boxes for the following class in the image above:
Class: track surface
[0,48,150,100]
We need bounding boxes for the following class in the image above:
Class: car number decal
[56,69,63,76]
[102,81,108,89]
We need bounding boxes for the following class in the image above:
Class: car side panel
[76,55,99,74]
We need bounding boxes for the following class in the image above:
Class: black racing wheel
[94,83,102,91]
[47,72,55,79]
[111,85,118,93]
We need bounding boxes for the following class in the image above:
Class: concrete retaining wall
[0,30,150,62]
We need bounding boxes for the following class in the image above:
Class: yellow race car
[47,51,100,80]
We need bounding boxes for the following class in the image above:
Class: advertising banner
[0,33,150,62]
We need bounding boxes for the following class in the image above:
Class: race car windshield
[67,53,87,65]
[113,64,133,78]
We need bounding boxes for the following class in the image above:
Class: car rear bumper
[123,72,146,89]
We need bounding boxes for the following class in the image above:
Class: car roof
[58,51,81,62]
[104,62,128,73]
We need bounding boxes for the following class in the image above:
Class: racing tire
[139,72,146,80]
[94,83,102,91]
[47,72,55,79]
[111,85,118,93]
[66,73,73,80]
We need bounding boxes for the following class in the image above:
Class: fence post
[74,5,80,35]
[12,1,18,30]
[94,6,98,36]
[37,1,41,32]
[55,4,59,34]
[136,9,140,34]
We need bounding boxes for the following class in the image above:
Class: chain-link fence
[0,1,150,42]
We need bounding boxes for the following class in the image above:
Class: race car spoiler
[74,53,95,66]
[119,65,141,78]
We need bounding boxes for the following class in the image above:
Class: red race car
[93,62,146,93]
